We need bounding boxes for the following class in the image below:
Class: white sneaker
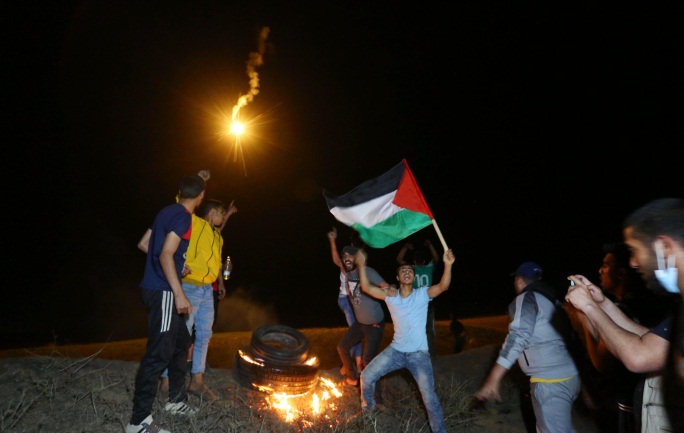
[125,415,170,433]
[165,401,198,416]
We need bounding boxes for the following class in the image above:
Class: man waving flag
[324,159,443,249]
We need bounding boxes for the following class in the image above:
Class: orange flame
[261,377,344,423]
[238,350,345,424]
[237,349,264,366]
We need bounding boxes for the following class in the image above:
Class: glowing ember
[254,384,275,394]
[267,393,297,422]
[319,377,343,398]
[235,343,341,425]
[259,376,344,423]
[237,349,264,366]
[312,393,320,414]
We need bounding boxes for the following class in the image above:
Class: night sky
[5,1,683,349]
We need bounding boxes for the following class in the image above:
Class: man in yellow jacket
[179,198,232,401]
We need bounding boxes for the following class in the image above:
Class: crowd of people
[125,174,683,433]
[565,198,683,433]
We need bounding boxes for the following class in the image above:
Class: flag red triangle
[393,160,433,219]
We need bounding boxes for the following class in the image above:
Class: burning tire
[234,347,320,395]
[250,324,310,365]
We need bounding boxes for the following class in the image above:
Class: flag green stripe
[352,209,432,248]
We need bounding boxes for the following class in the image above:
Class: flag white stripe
[329,190,401,228]
[161,291,173,332]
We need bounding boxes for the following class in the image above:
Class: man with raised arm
[355,247,455,433]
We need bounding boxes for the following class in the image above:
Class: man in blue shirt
[356,247,455,433]
[127,174,206,433]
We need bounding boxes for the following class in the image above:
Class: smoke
[231,26,270,122]
[214,286,279,331]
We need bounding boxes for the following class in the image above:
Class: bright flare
[224,26,270,177]
[230,121,245,136]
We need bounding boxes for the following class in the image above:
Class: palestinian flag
[323,159,433,248]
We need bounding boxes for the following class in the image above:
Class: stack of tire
[233,324,320,395]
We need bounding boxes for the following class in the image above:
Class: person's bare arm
[427,249,455,299]
[580,305,667,372]
[566,276,668,373]
[355,250,391,300]
[425,239,439,264]
[218,200,237,232]
[567,275,650,336]
[567,306,612,371]
[476,363,508,402]
[217,277,226,300]
[328,228,344,271]
[137,229,151,253]
[396,242,412,264]
[159,232,192,315]
[596,297,650,335]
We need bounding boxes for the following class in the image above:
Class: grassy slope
[0,318,508,370]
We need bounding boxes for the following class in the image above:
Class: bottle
[223,256,232,280]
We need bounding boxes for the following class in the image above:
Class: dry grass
[0,319,511,433]
[0,320,507,371]
[0,354,483,433]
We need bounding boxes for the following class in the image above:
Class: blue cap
[511,261,543,280]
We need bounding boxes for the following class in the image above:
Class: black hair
[178,174,206,199]
[519,275,540,286]
[602,241,646,296]
[602,242,631,269]
[197,199,225,218]
[396,262,414,275]
[623,197,684,245]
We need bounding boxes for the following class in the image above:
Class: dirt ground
[0,316,603,432]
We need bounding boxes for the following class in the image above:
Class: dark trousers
[130,290,191,425]
[426,302,436,357]
[337,321,385,379]
[212,289,220,331]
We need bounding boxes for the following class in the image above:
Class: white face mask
[654,240,680,294]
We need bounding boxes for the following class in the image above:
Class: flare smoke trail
[228,26,270,176]
[232,26,270,122]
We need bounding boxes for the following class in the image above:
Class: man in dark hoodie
[476,262,581,433]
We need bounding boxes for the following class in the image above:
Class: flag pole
[431,219,448,251]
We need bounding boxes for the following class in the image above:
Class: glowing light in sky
[226,26,270,176]
[230,121,245,136]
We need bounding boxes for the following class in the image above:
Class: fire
[319,377,343,398]
[255,368,344,424]
[259,374,344,423]
[236,347,344,426]
[237,349,264,366]
[312,393,320,414]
